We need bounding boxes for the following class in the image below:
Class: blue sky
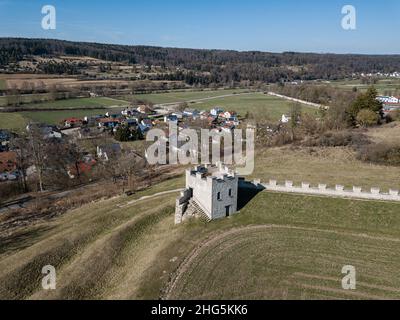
[0,0,399,54]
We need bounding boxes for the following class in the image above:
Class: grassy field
[1,176,399,300]
[193,92,319,120]
[1,90,319,129]
[21,97,128,110]
[250,146,400,192]
[129,90,318,121]
[331,79,400,94]
[0,93,53,107]
[0,113,28,131]
[0,97,127,128]
[0,79,7,90]
[128,89,251,104]
[0,96,128,108]
[21,109,112,125]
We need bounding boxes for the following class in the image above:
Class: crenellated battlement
[263,179,400,202]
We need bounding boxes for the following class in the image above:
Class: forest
[1,38,400,84]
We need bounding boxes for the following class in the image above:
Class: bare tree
[10,137,31,193]
[26,124,47,192]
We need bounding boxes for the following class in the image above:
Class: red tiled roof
[98,118,121,123]
[64,117,82,123]
[69,160,96,176]
[0,151,17,173]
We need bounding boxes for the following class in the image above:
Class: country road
[154,91,259,109]
[266,91,329,109]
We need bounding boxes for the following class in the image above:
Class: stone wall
[175,188,192,224]
[210,175,238,219]
[262,179,400,202]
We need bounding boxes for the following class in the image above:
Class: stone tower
[175,163,238,224]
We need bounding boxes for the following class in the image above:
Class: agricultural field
[128,88,251,104]
[0,93,53,107]
[131,90,319,121]
[0,96,128,109]
[0,97,128,129]
[331,78,400,94]
[0,79,7,90]
[193,93,319,120]
[0,113,28,131]
[21,109,113,125]
[21,97,128,110]
[1,177,399,300]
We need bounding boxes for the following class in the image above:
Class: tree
[10,137,30,193]
[347,86,383,126]
[356,109,379,127]
[115,126,143,142]
[27,124,47,192]
[115,126,132,142]
[176,102,188,112]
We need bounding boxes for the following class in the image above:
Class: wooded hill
[1,37,400,84]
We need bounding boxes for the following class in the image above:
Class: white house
[281,114,291,123]
[377,96,399,104]
[210,107,224,116]
[97,144,122,162]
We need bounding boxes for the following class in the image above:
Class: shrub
[389,110,400,121]
[356,109,379,127]
[303,131,369,148]
[357,143,400,166]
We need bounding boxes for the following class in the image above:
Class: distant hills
[1,37,400,84]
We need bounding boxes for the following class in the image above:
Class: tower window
[229,189,232,197]
[217,192,221,200]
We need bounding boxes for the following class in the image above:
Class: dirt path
[117,188,183,208]
[163,224,400,299]
[154,92,260,109]
[267,91,329,109]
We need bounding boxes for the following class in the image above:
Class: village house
[63,117,82,128]
[96,143,122,162]
[84,115,102,127]
[139,118,153,132]
[164,114,179,124]
[220,111,236,119]
[281,114,291,123]
[377,95,400,104]
[89,92,99,98]
[67,156,97,179]
[97,118,121,129]
[183,108,200,118]
[0,130,12,152]
[210,107,224,116]
[122,118,138,127]
[171,111,183,119]
[0,151,17,181]
[137,104,155,115]
[199,110,210,120]
[26,124,62,139]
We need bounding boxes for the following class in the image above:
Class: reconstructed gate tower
[175,163,238,224]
